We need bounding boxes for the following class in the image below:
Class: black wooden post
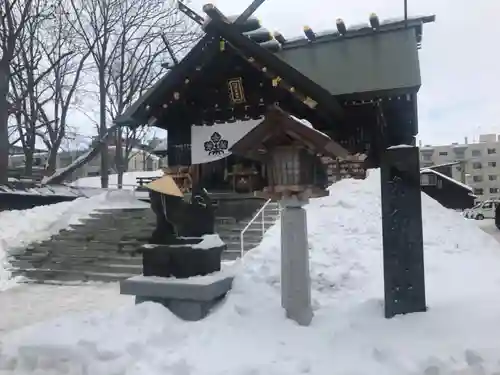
[380,145,426,318]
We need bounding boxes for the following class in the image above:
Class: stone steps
[218,225,275,235]
[224,240,260,252]
[22,241,142,254]
[13,253,143,266]
[217,203,280,254]
[11,268,138,283]
[10,259,143,275]
[8,201,280,284]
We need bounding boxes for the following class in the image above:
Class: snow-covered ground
[1,170,500,374]
[476,219,500,244]
[71,170,164,189]
[0,190,149,291]
[0,283,130,335]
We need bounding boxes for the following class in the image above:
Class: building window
[438,151,448,156]
[473,175,483,182]
[472,162,482,169]
[471,150,481,157]
[488,148,496,154]
[422,154,432,161]
[491,188,499,194]
[437,180,443,189]
[489,175,497,181]
[474,188,484,195]
[488,161,497,168]
[420,174,437,186]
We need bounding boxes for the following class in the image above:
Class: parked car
[464,200,500,220]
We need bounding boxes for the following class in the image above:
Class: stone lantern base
[120,273,234,321]
[280,196,313,326]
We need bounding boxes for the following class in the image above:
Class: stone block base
[120,272,234,321]
[134,296,225,321]
[140,236,226,278]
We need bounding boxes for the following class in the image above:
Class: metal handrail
[240,198,272,257]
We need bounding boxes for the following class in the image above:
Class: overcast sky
[185,0,499,146]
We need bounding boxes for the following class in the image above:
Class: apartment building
[420,134,500,201]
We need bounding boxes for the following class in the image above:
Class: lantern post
[230,106,348,326]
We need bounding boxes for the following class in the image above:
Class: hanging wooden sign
[228,77,246,104]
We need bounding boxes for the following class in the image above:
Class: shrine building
[117,8,435,194]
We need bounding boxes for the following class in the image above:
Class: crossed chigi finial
[159,0,269,69]
[178,0,267,28]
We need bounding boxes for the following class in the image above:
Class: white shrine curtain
[190,119,261,164]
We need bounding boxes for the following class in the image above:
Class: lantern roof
[229,105,349,161]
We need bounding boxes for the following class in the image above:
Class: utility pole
[404,0,408,27]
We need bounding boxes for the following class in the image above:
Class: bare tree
[36,1,96,174]
[116,126,155,174]
[6,0,63,176]
[66,0,122,187]
[105,0,196,187]
[0,0,36,183]
[68,0,197,188]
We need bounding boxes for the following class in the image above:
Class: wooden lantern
[230,105,349,200]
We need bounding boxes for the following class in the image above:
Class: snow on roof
[427,161,461,168]
[9,152,49,159]
[153,139,168,152]
[107,145,160,160]
[387,144,413,149]
[289,114,330,139]
[10,147,160,161]
[71,169,164,189]
[283,15,434,48]
[420,168,473,192]
[2,170,500,373]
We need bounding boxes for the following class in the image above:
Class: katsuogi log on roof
[230,105,349,161]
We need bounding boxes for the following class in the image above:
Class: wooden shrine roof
[116,11,435,134]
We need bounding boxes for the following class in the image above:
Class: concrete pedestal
[280,197,313,326]
[120,273,234,321]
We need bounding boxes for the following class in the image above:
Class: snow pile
[192,234,225,249]
[0,191,148,291]
[71,170,164,189]
[0,283,130,335]
[2,170,500,374]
